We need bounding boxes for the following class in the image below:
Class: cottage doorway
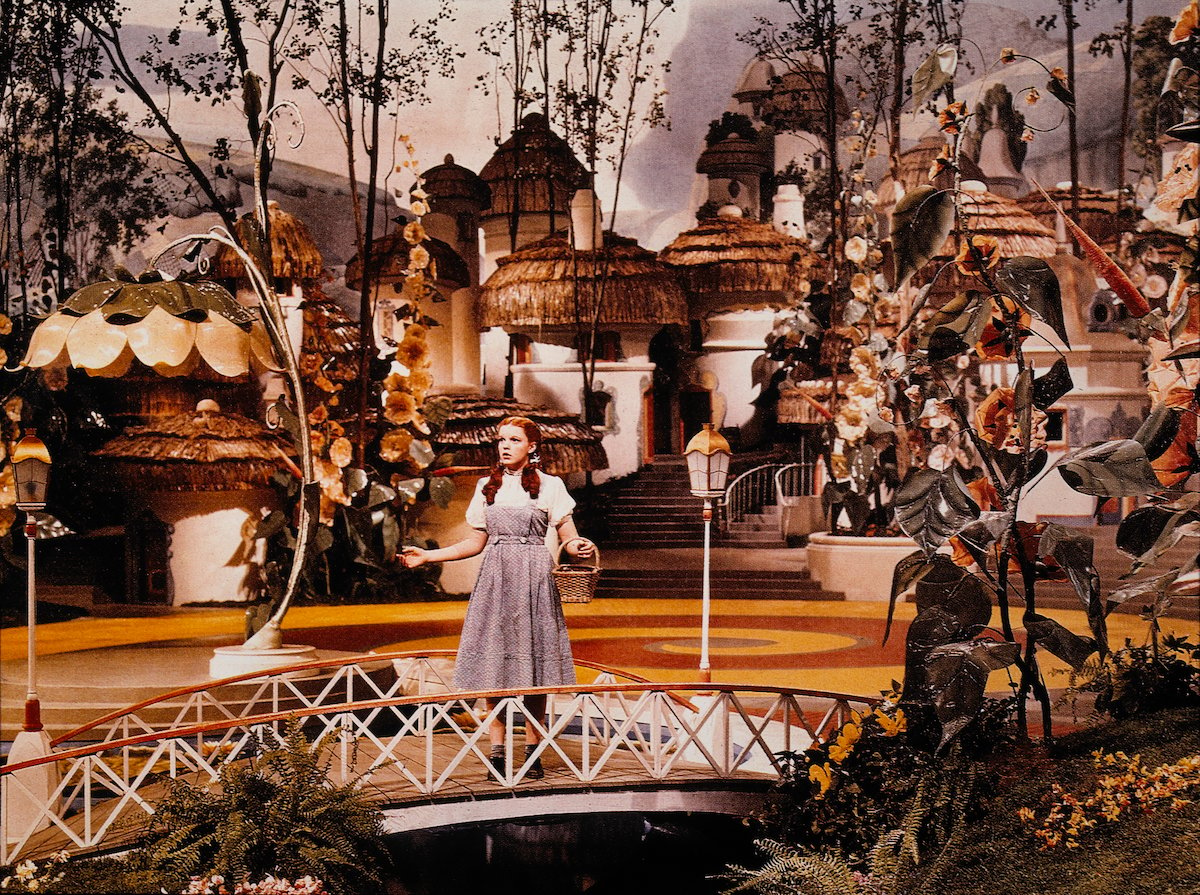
[648,328,683,455]
[679,389,713,447]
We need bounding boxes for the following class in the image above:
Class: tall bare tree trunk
[1064,0,1080,224]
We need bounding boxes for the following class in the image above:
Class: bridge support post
[3,729,60,848]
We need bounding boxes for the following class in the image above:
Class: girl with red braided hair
[400,416,594,780]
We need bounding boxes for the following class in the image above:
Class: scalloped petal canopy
[249,320,283,372]
[195,313,251,377]
[126,306,198,371]
[67,309,130,370]
[22,312,75,369]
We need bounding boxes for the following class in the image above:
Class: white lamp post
[684,423,731,683]
[11,433,51,732]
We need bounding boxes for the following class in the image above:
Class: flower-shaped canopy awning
[22,270,281,378]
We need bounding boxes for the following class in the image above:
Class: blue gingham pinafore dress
[453,503,577,691]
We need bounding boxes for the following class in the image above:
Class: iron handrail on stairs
[720,463,781,533]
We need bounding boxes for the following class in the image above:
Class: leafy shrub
[1067,634,1200,719]
[137,721,389,895]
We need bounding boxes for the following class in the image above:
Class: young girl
[399,416,594,779]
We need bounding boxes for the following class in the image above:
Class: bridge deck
[14,732,775,861]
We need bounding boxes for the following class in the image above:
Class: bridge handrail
[6,682,880,776]
[52,650,663,746]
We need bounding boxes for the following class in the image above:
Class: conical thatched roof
[659,214,824,304]
[940,189,1057,259]
[479,231,688,328]
[93,400,296,492]
[894,134,987,195]
[478,113,590,218]
[435,395,608,475]
[210,201,324,281]
[343,230,470,292]
[696,135,770,176]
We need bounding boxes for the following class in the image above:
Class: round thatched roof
[943,189,1058,259]
[344,231,471,292]
[696,135,770,176]
[421,154,491,211]
[479,231,688,329]
[478,113,590,219]
[93,400,296,492]
[210,201,324,281]
[435,394,608,475]
[658,213,824,304]
[895,134,987,195]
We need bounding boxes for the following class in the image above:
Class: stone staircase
[723,505,786,548]
[601,456,706,549]
[595,566,841,601]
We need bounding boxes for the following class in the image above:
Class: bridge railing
[3,657,876,863]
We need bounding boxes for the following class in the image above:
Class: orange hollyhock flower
[1151,410,1197,487]
[996,520,1069,580]
[928,144,956,181]
[975,295,1032,360]
[1171,0,1199,43]
[938,101,967,135]
[954,234,1002,276]
[1025,88,1041,106]
[974,386,1048,453]
[1050,67,1068,86]
[1000,47,1018,64]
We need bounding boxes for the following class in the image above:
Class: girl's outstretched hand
[399,546,429,569]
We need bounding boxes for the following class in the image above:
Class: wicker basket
[553,542,601,604]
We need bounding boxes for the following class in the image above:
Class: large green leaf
[429,476,456,509]
[910,44,958,108]
[1023,613,1096,670]
[925,639,1021,748]
[1032,358,1073,410]
[1038,524,1105,651]
[891,187,955,290]
[1133,405,1183,461]
[1058,440,1161,497]
[995,257,1069,347]
[894,467,980,555]
[886,550,936,644]
[951,510,1012,571]
[61,280,124,316]
[911,556,992,636]
[1015,368,1034,456]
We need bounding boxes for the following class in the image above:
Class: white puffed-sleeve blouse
[464,471,576,531]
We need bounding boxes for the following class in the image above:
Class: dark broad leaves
[886,550,937,644]
[1134,404,1184,461]
[310,523,335,558]
[1163,341,1200,361]
[254,509,289,541]
[422,395,455,432]
[926,639,1021,748]
[270,399,303,450]
[1059,440,1162,497]
[1039,524,1106,651]
[429,476,455,509]
[409,438,435,469]
[62,280,124,316]
[380,511,400,562]
[892,187,956,289]
[343,468,369,500]
[367,482,397,508]
[952,511,1012,570]
[988,445,1048,493]
[1116,505,1176,557]
[1024,613,1096,670]
[894,467,980,555]
[1046,75,1076,110]
[1032,358,1073,410]
[393,478,424,503]
[910,43,958,108]
[1106,570,1182,613]
[911,556,992,636]
[996,257,1070,348]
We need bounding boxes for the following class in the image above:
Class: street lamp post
[11,433,51,732]
[684,423,731,684]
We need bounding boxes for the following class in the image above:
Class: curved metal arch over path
[2,652,876,863]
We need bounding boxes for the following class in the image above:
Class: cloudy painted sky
[114,0,1176,249]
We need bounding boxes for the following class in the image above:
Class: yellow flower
[809,762,832,798]
[404,220,428,246]
[874,707,906,736]
[396,332,431,370]
[308,404,329,425]
[1000,47,1017,64]
[379,428,414,464]
[329,436,353,469]
[844,235,868,264]
[1025,87,1040,105]
[408,369,433,401]
[410,199,430,217]
[383,389,418,426]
